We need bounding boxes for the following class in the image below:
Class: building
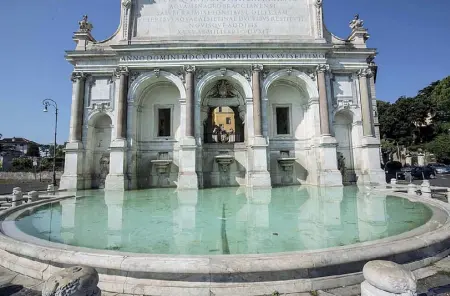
[60,0,385,190]
[0,137,39,156]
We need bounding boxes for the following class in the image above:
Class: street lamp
[42,99,58,187]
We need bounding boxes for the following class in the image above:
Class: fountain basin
[277,157,297,171]
[0,188,449,295]
[214,154,234,171]
[151,159,172,174]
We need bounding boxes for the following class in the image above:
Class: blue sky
[0,1,449,144]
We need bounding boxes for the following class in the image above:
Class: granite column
[105,67,130,191]
[60,72,87,190]
[178,65,198,189]
[69,72,86,142]
[315,64,342,187]
[252,64,263,137]
[317,64,331,135]
[247,64,271,188]
[358,68,374,137]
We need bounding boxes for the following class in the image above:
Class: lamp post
[42,99,58,187]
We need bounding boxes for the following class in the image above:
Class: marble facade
[60,0,385,190]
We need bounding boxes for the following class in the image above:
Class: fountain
[277,151,297,184]
[151,152,172,186]
[215,151,235,186]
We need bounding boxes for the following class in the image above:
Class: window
[276,107,290,135]
[218,107,223,112]
[158,108,171,137]
[226,117,231,124]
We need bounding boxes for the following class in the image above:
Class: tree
[431,77,450,132]
[26,143,40,157]
[426,134,450,163]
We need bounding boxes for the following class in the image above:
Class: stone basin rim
[0,190,449,276]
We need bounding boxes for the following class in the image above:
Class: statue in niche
[349,14,364,30]
[207,80,238,99]
[337,152,347,182]
[98,154,110,189]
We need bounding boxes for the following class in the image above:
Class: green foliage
[11,158,33,172]
[426,134,450,162]
[377,76,450,151]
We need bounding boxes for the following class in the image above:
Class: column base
[105,140,128,191]
[247,171,272,188]
[59,174,85,190]
[177,172,199,189]
[317,170,344,187]
[360,137,386,186]
[60,142,85,190]
[247,136,271,188]
[315,135,343,187]
[178,137,198,189]
[105,174,128,191]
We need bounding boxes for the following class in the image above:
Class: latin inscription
[134,0,313,39]
[120,52,325,62]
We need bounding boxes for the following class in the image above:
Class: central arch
[195,70,252,143]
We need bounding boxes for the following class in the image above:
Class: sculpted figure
[349,14,364,30]
[78,15,93,32]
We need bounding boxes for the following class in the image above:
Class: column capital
[252,64,263,72]
[183,65,196,73]
[70,72,87,82]
[357,68,373,78]
[114,66,129,78]
[316,64,330,73]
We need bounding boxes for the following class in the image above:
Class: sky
[0,1,449,144]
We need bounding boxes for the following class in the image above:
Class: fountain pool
[0,186,449,295]
[14,187,431,254]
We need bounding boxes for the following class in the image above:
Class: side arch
[128,71,187,103]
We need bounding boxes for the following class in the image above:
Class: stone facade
[60,0,385,190]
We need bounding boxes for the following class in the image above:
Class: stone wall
[0,171,63,180]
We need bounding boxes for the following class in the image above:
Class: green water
[14,186,432,255]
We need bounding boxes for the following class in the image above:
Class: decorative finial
[349,14,364,30]
[78,15,93,33]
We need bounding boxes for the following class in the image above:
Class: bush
[11,158,33,172]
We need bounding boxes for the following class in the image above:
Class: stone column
[116,67,129,139]
[60,73,88,190]
[178,65,198,189]
[185,65,195,138]
[317,64,330,135]
[357,68,385,185]
[252,64,263,137]
[247,64,271,188]
[105,67,130,191]
[69,72,87,142]
[358,68,374,137]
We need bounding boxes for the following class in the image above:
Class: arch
[195,69,252,105]
[195,70,252,141]
[87,110,113,127]
[128,71,187,103]
[262,69,319,101]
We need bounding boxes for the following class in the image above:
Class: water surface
[14,186,432,255]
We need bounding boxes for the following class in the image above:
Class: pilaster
[60,72,88,190]
[178,65,199,189]
[247,64,271,188]
[105,67,130,191]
